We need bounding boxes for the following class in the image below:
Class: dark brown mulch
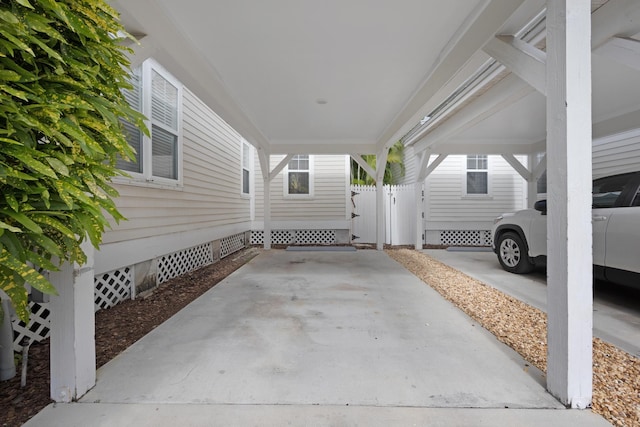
[0,247,260,427]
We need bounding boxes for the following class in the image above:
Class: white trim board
[95,222,251,274]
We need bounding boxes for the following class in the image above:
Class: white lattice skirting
[220,233,246,258]
[95,267,132,311]
[251,229,337,245]
[12,302,51,352]
[157,242,214,284]
[11,234,248,350]
[440,230,492,246]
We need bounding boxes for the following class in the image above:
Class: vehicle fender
[493,224,531,255]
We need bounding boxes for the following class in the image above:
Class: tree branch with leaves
[0,0,146,321]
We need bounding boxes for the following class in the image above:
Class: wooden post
[264,161,272,250]
[545,0,593,408]
[376,181,385,250]
[527,154,538,208]
[414,181,424,250]
[49,241,96,402]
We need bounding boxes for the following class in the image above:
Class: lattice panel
[251,230,264,244]
[95,267,132,312]
[12,302,50,352]
[250,230,339,245]
[272,230,293,245]
[295,229,336,244]
[440,230,482,246]
[481,230,493,247]
[157,242,214,284]
[220,233,246,258]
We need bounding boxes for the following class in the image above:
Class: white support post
[257,148,272,250]
[49,241,96,402]
[545,0,593,409]
[263,158,272,251]
[376,181,385,251]
[527,155,538,208]
[375,148,389,251]
[414,181,424,250]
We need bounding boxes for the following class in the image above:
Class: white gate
[387,184,416,245]
[351,185,377,243]
[351,184,416,245]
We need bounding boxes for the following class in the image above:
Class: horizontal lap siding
[425,155,525,224]
[593,132,640,179]
[104,88,249,244]
[254,155,347,221]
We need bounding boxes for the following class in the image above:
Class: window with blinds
[150,70,179,180]
[466,155,488,195]
[241,141,251,195]
[117,59,182,184]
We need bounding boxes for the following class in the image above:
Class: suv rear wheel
[497,232,535,274]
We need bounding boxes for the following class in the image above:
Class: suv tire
[497,231,535,274]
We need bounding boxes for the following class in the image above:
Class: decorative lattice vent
[94,267,132,312]
[220,233,246,258]
[12,302,50,352]
[481,230,493,247]
[440,230,491,246]
[157,242,213,284]
[295,229,336,244]
[250,230,293,245]
[251,230,337,245]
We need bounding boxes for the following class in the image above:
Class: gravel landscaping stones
[386,248,640,427]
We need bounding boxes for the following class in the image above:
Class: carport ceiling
[113,0,640,157]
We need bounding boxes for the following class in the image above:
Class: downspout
[0,296,16,381]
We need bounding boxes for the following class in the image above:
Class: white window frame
[463,154,490,197]
[284,154,314,198]
[116,58,183,189]
[240,140,253,197]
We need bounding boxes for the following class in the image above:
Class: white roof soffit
[110,0,541,157]
[408,0,640,156]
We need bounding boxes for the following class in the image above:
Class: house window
[117,59,182,184]
[466,155,488,195]
[286,154,313,196]
[241,141,252,195]
[116,67,143,173]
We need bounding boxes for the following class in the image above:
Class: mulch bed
[0,247,260,427]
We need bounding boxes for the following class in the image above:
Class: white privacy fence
[351,184,417,245]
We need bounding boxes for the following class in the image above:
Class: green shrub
[0,0,145,321]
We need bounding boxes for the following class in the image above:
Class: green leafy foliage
[0,0,147,321]
[351,140,405,185]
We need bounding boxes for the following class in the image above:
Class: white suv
[491,171,640,288]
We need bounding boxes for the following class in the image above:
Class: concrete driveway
[424,249,640,358]
[25,250,609,426]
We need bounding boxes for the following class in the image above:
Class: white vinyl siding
[592,129,640,179]
[425,155,526,227]
[255,155,347,221]
[399,145,417,184]
[104,86,250,243]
